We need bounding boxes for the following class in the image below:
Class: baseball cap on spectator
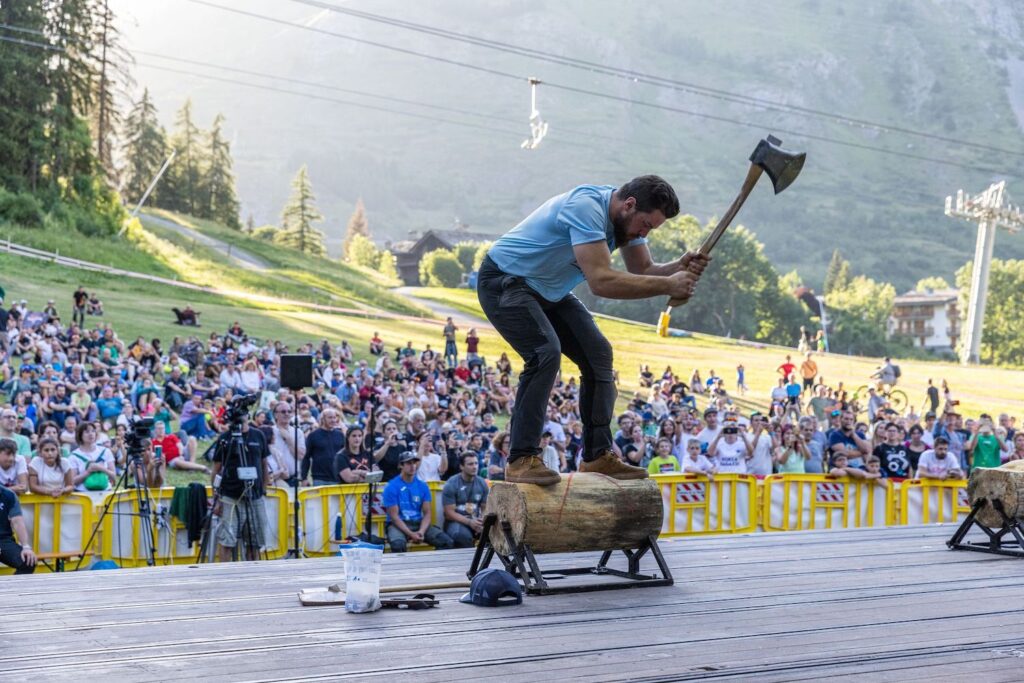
[398,451,420,464]
[830,409,842,417]
[703,408,718,417]
[925,411,937,419]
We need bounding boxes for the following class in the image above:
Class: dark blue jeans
[477,256,615,463]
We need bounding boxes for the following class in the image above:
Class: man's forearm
[589,268,675,300]
[640,260,684,277]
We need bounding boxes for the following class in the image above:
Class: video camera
[225,392,260,424]
[125,418,155,456]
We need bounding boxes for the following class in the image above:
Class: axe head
[750,134,806,194]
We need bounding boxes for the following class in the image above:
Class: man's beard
[612,210,630,247]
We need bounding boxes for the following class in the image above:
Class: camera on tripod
[225,393,260,424]
[125,418,155,458]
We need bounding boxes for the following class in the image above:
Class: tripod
[196,421,268,563]
[76,450,160,570]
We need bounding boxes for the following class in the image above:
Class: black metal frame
[947,497,1024,557]
[467,513,673,595]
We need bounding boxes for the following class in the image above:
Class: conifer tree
[823,249,851,295]
[90,0,133,182]
[342,198,370,261]
[121,88,167,205]
[277,165,326,256]
[202,113,240,228]
[164,98,204,215]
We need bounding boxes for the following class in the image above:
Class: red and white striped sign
[815,482,845,504]
[675,482,707,504]
[361,492,385,517]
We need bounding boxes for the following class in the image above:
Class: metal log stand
[467,513,673,595]
[947,497,1024,557]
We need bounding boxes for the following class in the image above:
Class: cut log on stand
[967,460,1024,528]
[486,474,663,556]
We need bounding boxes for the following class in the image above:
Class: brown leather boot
[505,456,561,486]
[579,451,649,480]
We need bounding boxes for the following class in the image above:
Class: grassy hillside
[410,287,1024,420]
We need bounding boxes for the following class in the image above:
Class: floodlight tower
[944,181,1024,365]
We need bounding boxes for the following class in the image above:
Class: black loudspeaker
[280,354,313,390]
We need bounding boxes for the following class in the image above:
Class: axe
[657,135,806,337]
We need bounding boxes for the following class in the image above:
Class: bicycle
[851,382,908,416]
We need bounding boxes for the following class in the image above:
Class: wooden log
[967,460,1024,528]
[486,474,663,555]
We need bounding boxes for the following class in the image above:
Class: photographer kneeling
[210,398,272,562]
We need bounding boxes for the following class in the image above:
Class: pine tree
[342,198,370,261]
[90,0,133,182]
[164,99,205,215]
[245,213,256,234]
[0,2,51,191]
[202,113,240,228]
[823,249,851,294]
[121,88,167,205]
[277,166,326,256]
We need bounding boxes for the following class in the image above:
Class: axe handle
[664,163,765,311]
[698,163,765,256]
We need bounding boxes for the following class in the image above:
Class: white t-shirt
[920,430,935,448]
[544,420,566,447]
[918,450,960,478]
[697,426,722,449]
[0,454,28,487]
[29,456,72,488]
[70,447,115,491]
[416,452,442,482]
[747,433,774,476]
[682,453,715,475]
[541,445,561,473]
[713,439,748,474]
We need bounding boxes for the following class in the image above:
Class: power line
[182,2,1021,178]
[0,32,64,52]
[285,0,1024,160]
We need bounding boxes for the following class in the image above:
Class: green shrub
[419,249,463,287]
[0,188,45,228]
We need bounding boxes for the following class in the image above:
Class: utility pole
[944,181,1024,364]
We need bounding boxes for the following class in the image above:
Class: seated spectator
[0,483,36,574]
[70,422,115,492]
[87,294,103,315]
[681,438,716,478]
[226,321,245,344]
[28,437,73,497]
[412,431,445,482]
[173,304,200,326]
[917,437,965,480]
[442,452,489,548]
[178,397,216,439]
[0,438,29,495]
[0,408,31,457]
[382,451,453,553]
[336,426,373,484]
[487,431,510,481]
[647,437,679,474]
[540,431,565,473]
[152,421,209,474]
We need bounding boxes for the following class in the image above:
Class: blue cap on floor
[459,569,523,607]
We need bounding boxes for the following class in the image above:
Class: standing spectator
[0,409,31,457]
[382,452,453,553]
[0,484,36,574]
[798,417,825,473]
[646,437,679,474]
[210,414,272,562]
[696,408,721,450]
[69,422,115,492]
[774,426,809,474]
[465,328,480,365]
[301,408,345,486]
[72,286,88,327]
[746,414,774,477]
[828,411,870,469]
[336,427,373,483]
[873,422,911,478]
[708,425,753,474]
[413,431,445,482]
[799,353,818,392]
[966,420,1006,470]
[442,452,489,548]
[784,375,802,420]
[487,431,510,481]
[28,437,73,496]
[736,364,748,395]
[539,432,565,473]
[681,438,716,477]
[0,439,28,495]
[917,437,965,479]
[923,378,940,415]
[268,402,305,488]
[443,317,459,369]
[372,420,408,482]
[777,354,796,380]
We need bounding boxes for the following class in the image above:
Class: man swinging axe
[478,138,805,486]
[477,175,708,485]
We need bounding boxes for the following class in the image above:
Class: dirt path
[142,213,270,271]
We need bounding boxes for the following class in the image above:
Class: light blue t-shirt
[487,184,646,302]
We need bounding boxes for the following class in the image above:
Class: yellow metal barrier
[761,474,894,531]
[652,473,758,535]
[0,493,93,575]
[899,479,970,525]
[100,486,290,567]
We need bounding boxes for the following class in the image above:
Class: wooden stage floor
[4,524,1024,682]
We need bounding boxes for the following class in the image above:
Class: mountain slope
[116,0,1024,289]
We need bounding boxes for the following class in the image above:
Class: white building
[888,288,960,352]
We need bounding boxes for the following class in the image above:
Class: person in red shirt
[777,354,796,380]
[152,421,209,473]
[465,328,480,362]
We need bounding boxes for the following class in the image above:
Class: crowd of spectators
[1,288,1020,563]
